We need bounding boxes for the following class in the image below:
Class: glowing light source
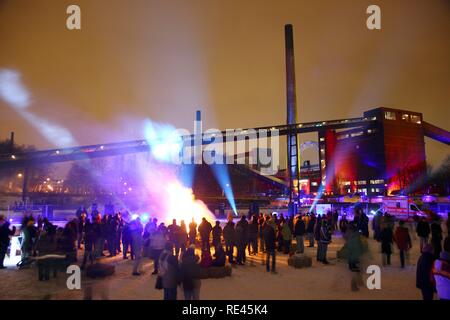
[140,213,150,223]
[131,214,139,220]
[210,163,237,215]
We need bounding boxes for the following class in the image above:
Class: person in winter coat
[179,220,188,257]
[21,218,37,261]
[293,215,306,254]
[81,220,94,269]
[339,215,349,235]
[167,219,181,258]
[432,237,450,300]
[236,215,249,253]
[159,242,180,300]
[58,220,78,263]
[188,218,197,245]
[416,244,435,300]
[247,216,258,255]
[77,212,88,249]
[306,214,316,247]
[0,215,16,269]
[346,223,365,291]
[35,225,58,281]
[122,220,134,260]
[198,218,212,252]
[130,218,144,276]
[380,222,394,266]
[180,246,201,300]
[394,220,412,268]
[212,221,222,252]
[92,214,104,259]
[358,210,370,238]
[372,212,383,241]
[317,219,332,264]
[150,224,167,274]
[223,220,235,264]
[281,221,292,254]
[416,217,431,253]
[430,219,443,259]
[235,223,246,265]
[263,217,277,273]
[106,214,118,257]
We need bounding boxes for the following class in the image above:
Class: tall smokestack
[285,24,298,125]
[284,24,300,208]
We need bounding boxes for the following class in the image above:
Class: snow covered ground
[0,223,447,300]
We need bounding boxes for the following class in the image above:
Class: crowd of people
[0,205,449,300]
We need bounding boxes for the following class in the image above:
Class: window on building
[351,131,364,137]
[357,180,366,185]
[410,115,421,124]
[337,134,349,140]
[311,182,318,186]
[401,113,410,121]
[341,181,351,186]
[385,111,396,120]
[319,137,325,142]
[370,179,385,184]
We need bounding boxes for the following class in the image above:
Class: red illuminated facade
[320,107,427,196]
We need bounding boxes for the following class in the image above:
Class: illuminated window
[411,115,421,124]
[351,131,363,137]
[337,134,349,140]
[357,180,366,185]
[384,111,396,120]
[319,137,325,142]
[370,179,384,184]
[311,182,318,186]
[401,113,409,121]
[341,181,351,186]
